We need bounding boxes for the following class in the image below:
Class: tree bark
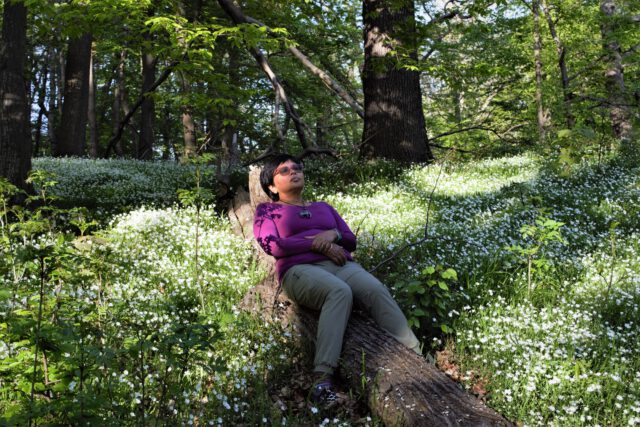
[228,168,510,427]
[139,42,157,160]
[361,0,434,163]
[541,0,575,129]
[34,60,49,157]
[56,32,92,157]
[180,73,198,160]
[88,45,99,158]
[112,51,125,157]
[178,0,202,160]
[47,48,58,150]
[600,0,633,142]
[532,0,547,142]
[219,44,241,184]
[57,49,64,117]
[0,0,32,191]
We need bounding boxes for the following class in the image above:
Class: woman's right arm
[253,204,314,257]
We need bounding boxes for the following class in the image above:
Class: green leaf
[557,129,572,138]
[438,281,449,291]
[440,268,457,280]
[440,324,453,334]
[422,266,436,275]
[413,308,426,317]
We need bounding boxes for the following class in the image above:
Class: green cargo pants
[281,260,421,375]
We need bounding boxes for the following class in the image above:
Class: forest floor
[1,151,638,426]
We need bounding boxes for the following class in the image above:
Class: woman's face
[269,159,304,198]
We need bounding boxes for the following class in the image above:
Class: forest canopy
[1,0,638,187]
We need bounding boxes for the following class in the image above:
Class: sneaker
[311,380,338,405]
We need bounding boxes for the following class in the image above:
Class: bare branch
[217,0,314,149]
[243,146,337,168]
[241,15,364,118]
[105,61,178,157]
[420,11,460,61]
[297,147,338,160]
[428,142,472,153]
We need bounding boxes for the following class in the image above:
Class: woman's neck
[278,194,304,205]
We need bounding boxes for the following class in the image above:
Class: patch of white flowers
[33,157,217,208]
[310,154,640,425]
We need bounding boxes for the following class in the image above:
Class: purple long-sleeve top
[253,201,357,282]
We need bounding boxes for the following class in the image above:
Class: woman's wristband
[333,228,342,243]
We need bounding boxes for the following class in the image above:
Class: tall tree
[177,0,202,160]
[361,0,433,163]
[88,45,99,158]
[139,36,157,160]
[531,0,547,142]
[56,33,92,156]
[542,0,575,129]
[600,0,633,142]
[0,0,32,189]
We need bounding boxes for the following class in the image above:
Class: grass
[1,150,639,425]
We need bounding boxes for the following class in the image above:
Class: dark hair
[260,153,303,201]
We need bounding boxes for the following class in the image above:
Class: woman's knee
[327,282,353,305]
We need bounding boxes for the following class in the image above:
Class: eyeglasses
[273,164,303,177]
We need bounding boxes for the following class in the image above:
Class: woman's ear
[268,184,278,195]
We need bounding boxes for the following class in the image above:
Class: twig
[368,152,451,273]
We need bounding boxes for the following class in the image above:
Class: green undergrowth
[307,151,640,425]
[1,148,639,425]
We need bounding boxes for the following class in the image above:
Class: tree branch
[368,154,450,273]
[241,15,364,118]
[420,11,460,61]
[217,0,311,149]
[105,61,178,157]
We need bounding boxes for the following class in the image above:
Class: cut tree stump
[228,166,511,427]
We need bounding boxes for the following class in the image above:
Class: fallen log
[228,166,510,426]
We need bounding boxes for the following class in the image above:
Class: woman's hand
[305,229,339,254]
[324,243,347,266]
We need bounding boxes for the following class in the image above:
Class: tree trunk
[160,105,176,161]
[361,0,433,163]
[600,0,633,142]
[228,168,510,427]
[219,43,240,184]
[57,49,64,117]
[453,89,462,124]
[532,0,547,142]
[177,1,201,160]
[139,43,157,160]
[47,48,58,151]
[56,32,92,157]
[105,61,176,158]
[34,60,49,157]
[541,0,575,129]
[112,50,129,157]
[0,0,32,191]
[88,45,99,158]
[180,72,198,160]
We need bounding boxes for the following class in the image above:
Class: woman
[253,154,421,404]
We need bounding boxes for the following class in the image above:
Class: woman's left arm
[327,204,357,252]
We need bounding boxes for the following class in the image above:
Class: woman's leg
[282,264,353,375]
[335,262,421,354]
